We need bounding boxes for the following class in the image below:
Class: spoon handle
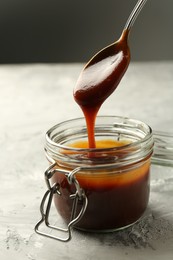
[124,0,148,31]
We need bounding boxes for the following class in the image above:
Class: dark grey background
[0,0,172,63]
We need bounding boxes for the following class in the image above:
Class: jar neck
[45,116,154,169]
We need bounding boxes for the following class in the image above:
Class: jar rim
[45,115,153,152]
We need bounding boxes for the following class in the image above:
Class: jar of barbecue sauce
[35,116,154,241]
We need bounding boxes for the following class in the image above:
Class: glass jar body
[45,116,153,232]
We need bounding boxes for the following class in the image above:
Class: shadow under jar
[45,116,154,232]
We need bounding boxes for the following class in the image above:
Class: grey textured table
[0,63,173,260]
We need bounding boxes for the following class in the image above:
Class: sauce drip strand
[73,29,130,148]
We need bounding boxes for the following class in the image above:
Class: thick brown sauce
[53,140,150,230]
[52,29,150,230]
[73,29,130,148]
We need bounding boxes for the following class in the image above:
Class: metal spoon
[73,0,148,108]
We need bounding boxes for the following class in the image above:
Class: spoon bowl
[74,29,130,108]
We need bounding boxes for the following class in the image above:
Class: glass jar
[35,116,154,241]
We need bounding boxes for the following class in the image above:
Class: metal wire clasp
[35,163,88,242]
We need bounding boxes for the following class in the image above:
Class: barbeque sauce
[73,29,130,148]
[52,29,150,230]
[52,139,150,230]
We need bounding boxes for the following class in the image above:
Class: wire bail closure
[35,163,88,242]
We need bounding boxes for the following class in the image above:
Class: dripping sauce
[73,29,130,148]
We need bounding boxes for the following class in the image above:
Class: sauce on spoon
[73,29,130,148]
